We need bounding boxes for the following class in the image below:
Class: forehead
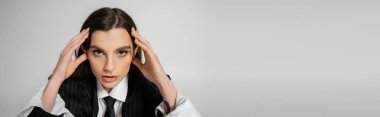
[90,28,132,49]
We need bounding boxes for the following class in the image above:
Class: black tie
[103,96,116,117]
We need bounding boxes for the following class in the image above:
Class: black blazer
[27,65,165,117]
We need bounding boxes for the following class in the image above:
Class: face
[86,28,134,92]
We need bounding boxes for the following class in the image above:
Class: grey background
[1,0,379,117]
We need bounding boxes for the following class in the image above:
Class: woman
[17,7,200,117]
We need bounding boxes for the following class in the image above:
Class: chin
[101,82,117,89]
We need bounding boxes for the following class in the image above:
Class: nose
[104,55,115,73]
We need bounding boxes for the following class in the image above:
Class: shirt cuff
[155,93,201,117]
[16,84,73,117]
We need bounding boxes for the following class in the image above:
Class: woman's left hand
[130,27,169,85]
[131,27,177,111]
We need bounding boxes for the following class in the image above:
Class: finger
[63,28,89,51]
[131,27,149,46]
[63,29,86,50]
[71,28,89,44]
[65,28,89,51]
[65,29,89,52]
[132,27,154,50]
[132,57,143,70]
[64,32,89,56]
[69,32,89,54]
[133,47,138,56]
[72,54,87,68]
[131,28,156,56]
[135,39,158,63]
[63,29,89,55]
[134,38,151,54]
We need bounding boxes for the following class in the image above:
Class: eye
[93,50,103,57]
[117,50,128,56]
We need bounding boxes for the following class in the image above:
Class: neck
[105,88,112,93]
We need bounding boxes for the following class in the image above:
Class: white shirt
[96,76,128,117]
[17,76,201,117]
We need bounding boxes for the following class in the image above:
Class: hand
[131,28,177,111]
[42,28,89,112]
[131,27,168,85]
[51,28,89,82]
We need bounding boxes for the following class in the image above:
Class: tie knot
[103,96,116,107]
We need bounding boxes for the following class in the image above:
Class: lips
[101,75,117,83]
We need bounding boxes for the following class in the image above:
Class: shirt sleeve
[16,84,74,117]
[155,93,202,117]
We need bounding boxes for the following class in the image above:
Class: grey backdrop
[1,0,379,117]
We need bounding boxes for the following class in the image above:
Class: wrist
[49,74,65,84]
[156,74,171,88]
[156,74,177,111]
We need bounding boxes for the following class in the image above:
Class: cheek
[88,56,104,74]
[117,55,133,73]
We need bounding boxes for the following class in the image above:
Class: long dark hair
[71,7,142,79]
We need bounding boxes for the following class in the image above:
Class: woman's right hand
[50,28,89,82]
[42,28,89,112]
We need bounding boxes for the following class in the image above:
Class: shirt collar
[96,76,128,102]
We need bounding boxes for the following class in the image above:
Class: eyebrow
[89,45,132,51]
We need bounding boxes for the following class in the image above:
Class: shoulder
[59,76,96,95]
[57,77,97,116]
